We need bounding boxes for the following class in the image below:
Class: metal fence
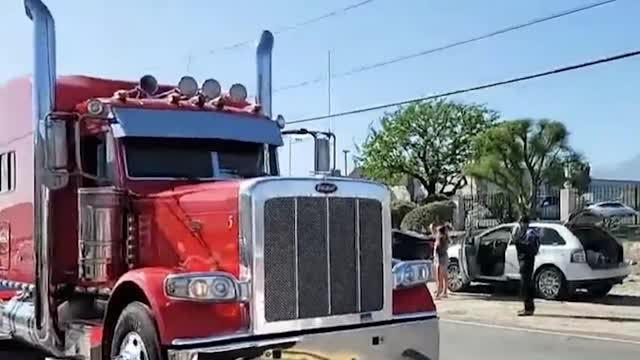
[577,184,640,225]
[461,190,561,229]
[461,184,640,229]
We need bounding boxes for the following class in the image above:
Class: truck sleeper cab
[0,1,440,359]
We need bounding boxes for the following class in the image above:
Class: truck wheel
[110,301,163,360]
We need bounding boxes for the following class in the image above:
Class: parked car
[537,195,560,220]
[447,202,635,300]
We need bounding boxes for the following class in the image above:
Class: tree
[356,99,498,196]
[466,119,580,217]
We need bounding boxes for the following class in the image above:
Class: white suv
[447,202,635,300]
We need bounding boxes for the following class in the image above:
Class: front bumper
[167,316,439,360]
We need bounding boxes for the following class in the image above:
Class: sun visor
[110,107,284,146]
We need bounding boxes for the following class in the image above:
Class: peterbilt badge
[315,182,338,194]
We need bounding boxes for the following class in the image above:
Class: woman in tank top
[431,223,451,299]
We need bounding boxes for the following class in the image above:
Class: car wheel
[447,261,469,292]
[535,266,567,300]
[589,284,613,298]
[110,302,163,360]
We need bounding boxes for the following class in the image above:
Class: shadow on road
[0,340,45,360]
[454,284,640,306]
[535,313,640,323]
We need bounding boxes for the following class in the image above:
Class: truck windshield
[124,137,265,179]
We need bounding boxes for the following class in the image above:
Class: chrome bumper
[167,317,439,360]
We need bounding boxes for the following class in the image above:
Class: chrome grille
[263,196,383,322]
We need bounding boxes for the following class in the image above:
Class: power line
[199,0,376,56]
[288,48,640,124]
[275,0,618,92]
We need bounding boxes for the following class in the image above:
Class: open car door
[458,233,474,282]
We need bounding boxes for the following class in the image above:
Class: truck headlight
[392,260,433,289]
[165,272,250,302]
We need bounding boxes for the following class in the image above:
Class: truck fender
[103,268,173,348]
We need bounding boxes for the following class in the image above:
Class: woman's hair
[437,226,450,242]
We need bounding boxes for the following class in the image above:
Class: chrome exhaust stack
[0,0,65,355]
[256,30,274,119]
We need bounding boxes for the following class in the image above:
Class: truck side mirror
[44,117,69,190]
[45,117,68,170]
[314,137,331,173]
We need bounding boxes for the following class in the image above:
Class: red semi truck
[0,1,439,359]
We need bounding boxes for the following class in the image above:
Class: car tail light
[393,285,436,315]
[571,249,587,263]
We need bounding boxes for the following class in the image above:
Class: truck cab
[0,1,440,359]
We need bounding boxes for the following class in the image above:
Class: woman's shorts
[436,253,448,268]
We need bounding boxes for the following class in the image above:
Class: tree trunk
[528,186,539,220]
[424,182,437,196]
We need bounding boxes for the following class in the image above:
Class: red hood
[134,180,244,276]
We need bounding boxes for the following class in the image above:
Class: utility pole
[327,50,332,132]
[343,149,350,176]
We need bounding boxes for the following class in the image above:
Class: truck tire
[110,301,163,360]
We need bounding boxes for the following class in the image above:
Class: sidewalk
[430,282,640,342]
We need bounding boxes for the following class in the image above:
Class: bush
[391,200,417,229]
[400,200,456,234]
[418,193,450,206]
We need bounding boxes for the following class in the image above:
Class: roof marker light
[201,78,222,99]
[139,74,159,95]
[229,83,247,102]
[178,76,199,97]
[87,100,105,116]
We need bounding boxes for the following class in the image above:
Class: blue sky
[2,0,639,177]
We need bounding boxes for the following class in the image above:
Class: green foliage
[391,200,417,229]
[418,193,450,206]
[400,200,456,233]
[356,99,498,195]
[466,119,578,216]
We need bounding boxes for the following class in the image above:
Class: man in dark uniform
[511,215,536,316]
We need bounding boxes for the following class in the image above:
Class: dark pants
[519,256,535,311]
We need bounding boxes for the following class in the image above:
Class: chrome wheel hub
[116,332,149,360]
[538,270,561,298]
[448,264,464,291]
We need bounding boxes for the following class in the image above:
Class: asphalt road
[441,320,640,360]
[4,321,640,359]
